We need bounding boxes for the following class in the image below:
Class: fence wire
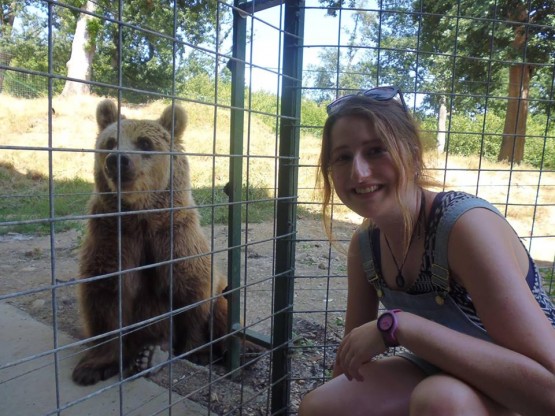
[0,0,554,415]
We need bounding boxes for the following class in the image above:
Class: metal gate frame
[228,0,304,413]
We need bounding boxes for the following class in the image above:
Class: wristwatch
[377,309,402,347]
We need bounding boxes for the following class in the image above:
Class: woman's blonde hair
[316,95,437,247]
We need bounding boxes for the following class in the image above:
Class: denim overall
[358,195,500,373]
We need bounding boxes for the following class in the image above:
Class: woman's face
[329,115,399,220]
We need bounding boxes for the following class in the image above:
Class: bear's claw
[132,344,168,376]
[72,361,119,386]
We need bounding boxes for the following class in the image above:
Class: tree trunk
[0,51,9,93]
[61,1,97,97]
[497,63,532,164]
[498,3,533,165]
[0,2,18,93]
[437,97,447,153]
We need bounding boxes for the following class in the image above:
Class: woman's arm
[397,208,555,415]
[333,229,379,377]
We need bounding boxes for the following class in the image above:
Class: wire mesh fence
[0,0,553,415]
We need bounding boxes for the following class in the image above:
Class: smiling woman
[318,93,432,245]
[300,88,555,416]
[328,116,399,221]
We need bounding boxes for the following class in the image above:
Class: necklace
[383,190,426,288]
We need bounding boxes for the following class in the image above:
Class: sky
[245,2,348,93]
[243,0,382,94]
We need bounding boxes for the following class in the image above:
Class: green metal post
[227,1,247,374]
[271,1,304,413]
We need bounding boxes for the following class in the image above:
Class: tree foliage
[311,0,554,164]
[1,2,68,95]
[3,0,231,101]
[304,7,378,104]
[88,0,230,100]
[417,0,555,162]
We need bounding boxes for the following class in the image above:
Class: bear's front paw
[72,361,119,386]
[131,344,169,377]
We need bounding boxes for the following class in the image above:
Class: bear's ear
[96,99,122,131]
[159,104,188,140]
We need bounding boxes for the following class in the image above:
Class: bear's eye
[104,138,116,150]
[137,136,153,152]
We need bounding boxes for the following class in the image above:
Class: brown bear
[72,99,228,386]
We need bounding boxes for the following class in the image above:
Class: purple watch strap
[377,309,401,347]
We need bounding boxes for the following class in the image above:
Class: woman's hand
[336,321,387,381]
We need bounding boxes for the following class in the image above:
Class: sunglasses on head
[326,86,407,114]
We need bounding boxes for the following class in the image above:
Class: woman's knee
[410,374,501,416]
[410,375,469,416]
[299,387,328,416]
[298,378,353,416]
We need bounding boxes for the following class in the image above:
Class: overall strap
[432,194,503,304]
[358,227,384,298]
[357,193,504,304]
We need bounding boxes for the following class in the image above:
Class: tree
[61,0,96,96]
[0,1,18,92]
[88,0,230,101]
[304,5,378,104]
[418,0,555,164]
[0,1,72,96]
[7,1,230,100]
[0,1,16,35]
[314,1,451,149]
[315,1,554,160]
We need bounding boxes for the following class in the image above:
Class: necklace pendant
[396,272,405,288]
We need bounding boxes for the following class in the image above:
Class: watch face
[379,314,393,331]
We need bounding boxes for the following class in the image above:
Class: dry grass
[0,95,275,185]
[1,94,553,263]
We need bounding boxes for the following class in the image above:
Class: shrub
[431,112,554,169]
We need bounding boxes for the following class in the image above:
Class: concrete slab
[0,302,210,416]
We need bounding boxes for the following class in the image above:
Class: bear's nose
[105,153,134,181]
[106,153,130,169]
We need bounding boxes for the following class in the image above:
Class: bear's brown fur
[72,100,228,386]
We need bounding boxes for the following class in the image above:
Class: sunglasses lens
[363,87,398,101]
[327,86,405,114]
[326,94,354,114]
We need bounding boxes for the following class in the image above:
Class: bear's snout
[105,153,135,183]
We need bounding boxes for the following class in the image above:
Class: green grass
[193,183,282,226]
[0,96,325,236]
[0,162,316,235]
[192,182,318,226]
[0,163,91,235]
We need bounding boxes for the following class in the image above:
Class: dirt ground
[0,217,358,415]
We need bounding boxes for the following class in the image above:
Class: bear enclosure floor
[0,219,355,415]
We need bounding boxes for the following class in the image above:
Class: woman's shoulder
[349,222,370,253]
[427,190,506,262]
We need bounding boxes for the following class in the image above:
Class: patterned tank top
[370,191,555,328]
